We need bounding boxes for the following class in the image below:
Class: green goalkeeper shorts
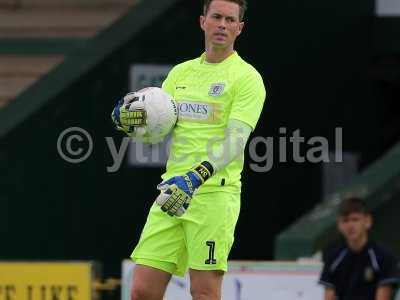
[130,191,240,277]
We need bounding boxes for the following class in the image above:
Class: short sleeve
[229,71,266,130]
[318,248,337,289]
[378,251,400,287]
[161,66,179,98]
[319,250,336,289]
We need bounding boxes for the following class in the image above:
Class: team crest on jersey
[208,83,225,97]
[364,267,374,282]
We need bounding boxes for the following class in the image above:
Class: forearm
[375,286,393,300]
[207,119,252,172]
[324,288,336,300]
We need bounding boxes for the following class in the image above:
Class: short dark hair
[203,0,247,21]
[338,197,369,217]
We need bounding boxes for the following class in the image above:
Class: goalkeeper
[112,0,265,299]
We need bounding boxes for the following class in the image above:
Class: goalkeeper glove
[111,92,146,135]
[156,161,214,217]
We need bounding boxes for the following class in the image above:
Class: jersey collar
[199,51,239,68]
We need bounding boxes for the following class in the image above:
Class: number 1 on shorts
[205,241,217,264]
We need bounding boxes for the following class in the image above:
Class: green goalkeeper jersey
[161,51,266,194]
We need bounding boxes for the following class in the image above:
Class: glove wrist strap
[192,161,214,184]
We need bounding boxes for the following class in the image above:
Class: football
[124,87,178,144]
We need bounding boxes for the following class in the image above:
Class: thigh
[131,264,171,300]
[182,192,240,273]
[131,202,188,276]
[189,269,224,300]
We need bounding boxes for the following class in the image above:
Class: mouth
[214,32,227,37]
[347,230,356,237]
[213,32,227,41]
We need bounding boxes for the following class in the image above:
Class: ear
[365,214,373,230]
[200,15,205,31]
[236,21,245,36]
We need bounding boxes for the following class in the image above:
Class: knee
[190,286,219,300]
[131,284,154,300]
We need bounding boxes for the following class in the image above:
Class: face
[200,0,244,49]
[338,212,372,243]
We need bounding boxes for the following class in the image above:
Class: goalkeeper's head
[200,0,247,51]
[203,0,247,22]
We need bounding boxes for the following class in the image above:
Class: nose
[218,19,226,29]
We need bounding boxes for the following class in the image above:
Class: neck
[204,44,234,63]
[347,234,368,253]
